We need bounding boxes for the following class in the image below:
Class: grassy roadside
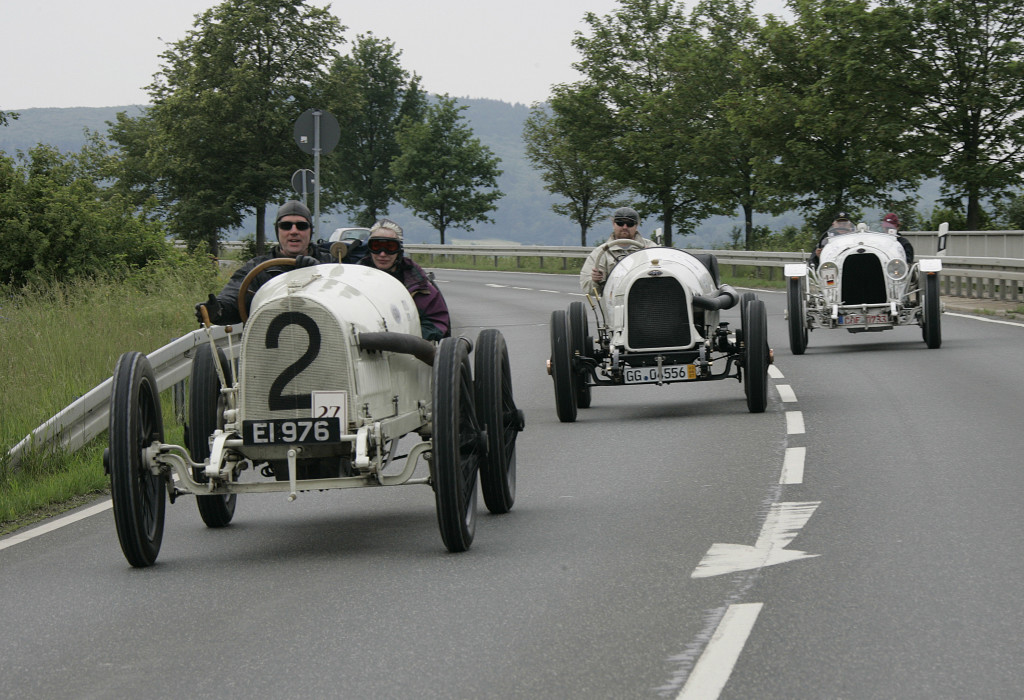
[1,253,778,537]
[0,261,218,536]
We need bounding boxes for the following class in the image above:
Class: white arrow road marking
[691,501,821,578]
[677,603,764,700]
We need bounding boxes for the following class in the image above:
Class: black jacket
[211,245,334,325]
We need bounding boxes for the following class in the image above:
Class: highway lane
[2,267,1022,698]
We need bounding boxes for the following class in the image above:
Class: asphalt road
[2,268,1023,699]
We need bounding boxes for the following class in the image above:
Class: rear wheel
[432,337,481,552]
[567,301,592,408]
[787,277,808,355]
[922,273,942,349]
[475,329,522,514]
[742,299,769,413]
[549,310,577,422]
[187,344,237,528]
[109,352,166,568]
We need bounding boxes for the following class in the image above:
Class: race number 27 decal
[265,312,321,411]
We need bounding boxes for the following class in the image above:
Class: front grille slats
[626,278,691,349]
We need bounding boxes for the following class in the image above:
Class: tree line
[523,0,1024,247]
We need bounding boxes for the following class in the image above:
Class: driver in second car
[193,200,335,326]
[580,206,658,296]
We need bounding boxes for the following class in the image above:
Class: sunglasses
[614,219,636,227]
[368,238,402,254]
[278,220,310,231]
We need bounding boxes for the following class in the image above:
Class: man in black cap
[809,212,856,269]
[580,206,658,295]
[194,200,335,325]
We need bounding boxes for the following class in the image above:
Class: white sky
[1,0,791,110]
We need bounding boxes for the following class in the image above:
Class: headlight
[818,261,838,287]
[886,258,908,280]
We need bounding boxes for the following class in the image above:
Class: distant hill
[0,102,939,247]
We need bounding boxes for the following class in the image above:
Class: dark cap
[882,212,900,226]
[612,206,639,223]
[275,200,312,224]
[834,212,850,221]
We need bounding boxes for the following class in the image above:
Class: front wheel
[742,299,769,413]
[109,352,166,567]
[475,329,522,514]
[567,301,592,408]
[787,277,808,355]
[432,337,481,552]
[922,273,942,349]
[549,310,577,423]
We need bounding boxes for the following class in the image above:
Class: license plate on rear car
[840,314,889,325]
[623,364,696,384]
[242,418,342,445]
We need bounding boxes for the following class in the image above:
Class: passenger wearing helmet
[580,206,658,295]
[358,218,451,341]
[881,212,914,263]
[193,200,334,326]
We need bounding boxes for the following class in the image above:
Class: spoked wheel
[474,329,523,514]
[432,337,482,552]
[549,309,577,423]
[742,298,769,413]
[567,301,592,408]
[109,352,167,567]
[187,343,236,528]
[787,276,809,355]
[922,273,942,349]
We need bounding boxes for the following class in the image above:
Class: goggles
[368,238,402,254]
[278,220,311,231]
[613,218,637,227]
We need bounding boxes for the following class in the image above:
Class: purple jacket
[359,255,451,341]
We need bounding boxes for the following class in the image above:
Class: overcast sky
[1,0,791,111]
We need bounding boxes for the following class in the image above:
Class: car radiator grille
[240,299,355,425]
[841,254,887,304]
[627,277,691,349]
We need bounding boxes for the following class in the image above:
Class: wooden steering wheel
[237,257,297,322]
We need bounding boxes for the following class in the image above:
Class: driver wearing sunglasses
[193,200,334,326]
[580,206,658,295]
[359,219,451,342]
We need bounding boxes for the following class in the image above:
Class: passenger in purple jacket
[358,219,451,341]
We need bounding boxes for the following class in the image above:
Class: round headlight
[886,258,908,280]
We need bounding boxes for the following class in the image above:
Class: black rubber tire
[742,299,769,413]
[549,310,577,423]
[474,329,520,514]
[922,273,942,349]
[567,301,592,408]
[432,337,481,552]
[187,344,237,528]
[109,351,166,568]
[787,277,808,355]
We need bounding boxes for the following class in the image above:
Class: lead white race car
[105,258,524,567]
[548,243,772,422]
[784,221,944,353]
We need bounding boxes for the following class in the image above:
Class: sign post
[293,109,340,237]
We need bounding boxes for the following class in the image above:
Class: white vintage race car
[548,243,772,422]
[784,222,943,353]
[105,259,524,567]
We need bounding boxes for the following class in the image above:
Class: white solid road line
[678,603,764,700]
[0,499,111,552]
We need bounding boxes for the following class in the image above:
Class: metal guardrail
[6,325,242,471]
[405,244,1024,301]
[8,243,1022,471]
